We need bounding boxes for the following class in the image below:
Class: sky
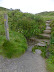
[0,0,54,14]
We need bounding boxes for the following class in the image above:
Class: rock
[35,49,42,55]
[44,30,51,34]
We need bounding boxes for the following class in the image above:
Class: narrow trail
[0,21,51,72]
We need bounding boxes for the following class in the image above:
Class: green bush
[2,31,27,58]
[8,11,45,39]
[17,18,38,38]
[34,15,45,22]
[34,15,46,32]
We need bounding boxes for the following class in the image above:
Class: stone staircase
[35,21,51,47]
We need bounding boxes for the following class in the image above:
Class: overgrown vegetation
[8,10,45,38]
[0,7,45,58]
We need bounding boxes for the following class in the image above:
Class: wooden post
[4,14,10,40]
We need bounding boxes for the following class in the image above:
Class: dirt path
[0,47,47,72]
[0,21,51,72]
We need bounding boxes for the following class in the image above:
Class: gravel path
[0,46,47,72]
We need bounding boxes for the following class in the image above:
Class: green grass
[42,16,54,21]
[0,31,27,58]
[46,56,54,72]
[38,11,54,21]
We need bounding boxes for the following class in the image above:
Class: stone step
[44,30,51,34]
[46,23,50,26]
[40,34,51,39]
[46,26,51,30]
[36,39,50,44]
[46,21,51,23]
[35,42,46,47]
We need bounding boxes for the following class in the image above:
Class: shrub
[34,15,46,32]
[34,15,45,24]
[8,11,45,39]
[17,18,37,38]
[2,31,27,58]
